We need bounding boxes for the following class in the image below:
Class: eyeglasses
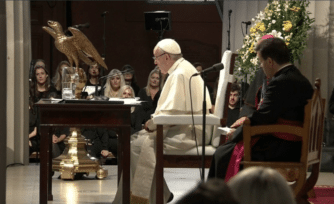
[152,53,166,61]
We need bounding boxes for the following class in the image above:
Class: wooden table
[35,100,132,204]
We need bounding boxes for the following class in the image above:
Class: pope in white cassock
[112,39,212,204]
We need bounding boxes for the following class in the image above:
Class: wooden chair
[242,78,325,204]
[153,51,238,204]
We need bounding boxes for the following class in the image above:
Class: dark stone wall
[31,1,222,88]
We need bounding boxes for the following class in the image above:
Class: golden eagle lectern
[43,21,109,180]
[43,20,108,71]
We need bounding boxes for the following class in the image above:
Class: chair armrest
[152,114,220,125]
[243,118,304,161]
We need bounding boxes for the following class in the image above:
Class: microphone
[192,63,224,76]
[155,17,169,22]
[242,21,251,25]
[101,11,109,17]
[72,22,90,29]
[229,9,232,14]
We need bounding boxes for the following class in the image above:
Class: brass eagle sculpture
[42,20,108,71]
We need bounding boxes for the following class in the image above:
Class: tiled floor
[6,164,334,204]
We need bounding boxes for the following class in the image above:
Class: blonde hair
[120,85,135,98]
[228,167,296,204]
[52,61,70,91]
[145,67,160,96]
[104,69,125,98]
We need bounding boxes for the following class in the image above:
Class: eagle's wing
[68,27,108,70]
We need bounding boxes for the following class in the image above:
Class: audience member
[208,38,313,182]
[30,59,57,103]
[81,128,114,158]
[238,69,268,118]
[138,67,160,123]
[121,85,145,134]
[86,63,101,86]
[103,69,125,98]
[29,99,39,156]
[122,64,140,96]
[176,178,239,204]
[228,167,296,204]
[226,83,241,127]
[52,60,71,98]
[52,128,68,158]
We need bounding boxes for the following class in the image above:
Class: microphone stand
[101,11,108,77]
[201,72,207,181]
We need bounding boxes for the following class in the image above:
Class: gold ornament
[42,20,108,72]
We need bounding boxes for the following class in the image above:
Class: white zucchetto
[156,38,181,54]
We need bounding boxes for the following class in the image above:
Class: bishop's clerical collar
[274,63,293,77]
[168,58,184,75]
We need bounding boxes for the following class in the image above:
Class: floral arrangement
[235,0,315,82]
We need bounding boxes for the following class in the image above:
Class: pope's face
[154,49,169,74]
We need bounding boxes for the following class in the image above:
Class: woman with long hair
[138,67,160,122]
[103,69,125,98]
[52,60,71,97]
[121,64,140,96]
[29,59,57,103]
[120,85,144,134]
[86,63,102,86]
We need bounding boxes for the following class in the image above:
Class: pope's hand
[144,120,154,132]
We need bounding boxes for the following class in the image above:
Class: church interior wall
[31,1,222,88]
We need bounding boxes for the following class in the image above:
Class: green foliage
[235,0,315,82]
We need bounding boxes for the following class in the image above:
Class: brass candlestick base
[52,127,108,180]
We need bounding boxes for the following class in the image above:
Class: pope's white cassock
[113,57,212,204]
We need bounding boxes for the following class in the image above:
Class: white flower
[257,11,265,20]
[250,57,258,66]
[242,44,246,48]
[272,20,276,24]
[252,18,255,22]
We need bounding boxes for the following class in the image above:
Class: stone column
[0,1,7,203]
[6,1,31,166]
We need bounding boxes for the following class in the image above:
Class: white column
[6,1,31,166]
[0,1,7,203]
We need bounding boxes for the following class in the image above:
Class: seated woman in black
[30,59,58,103]
[81,128,116,158]
[138,67,160,123]
[29,100,39,156]
[121,85,145,134]
[52,128,68,158]
[103,69,126,98]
